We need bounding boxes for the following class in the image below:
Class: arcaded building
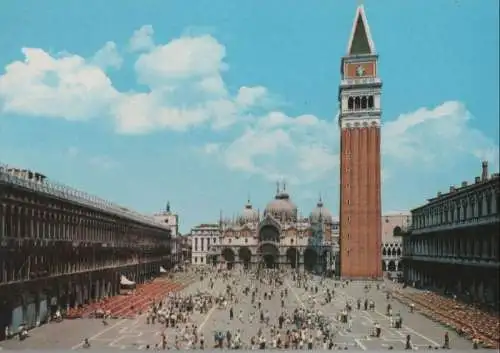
[381,212,411,277]
[0,165,172,336]
[403,161,499,307]
[210,184,339,273]
[338,4,383,279]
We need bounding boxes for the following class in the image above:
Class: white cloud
[0,28,497,187]
[205,101,498,185]
[0,48,118,120]
[205,111,339,184]
[0,26,269,134]
[134,35,227,86]
[91,41,123,70]
[128,25,155,52]
[236,86,267,107]
[382,101,499,170]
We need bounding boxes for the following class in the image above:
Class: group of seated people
[394,290,499,349]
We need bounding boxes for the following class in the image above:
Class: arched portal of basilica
[221,248,236,270]
[286,247,299,269]
[259,225,280,243]
[212,184,339,274]
[238,247,252,269]
[303,247,318,272]
[259,242,280,269]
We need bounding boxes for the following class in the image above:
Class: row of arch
[382,260,402,272]
[347,96,375,111]
[220,245,330,271]
[382,247,402,256]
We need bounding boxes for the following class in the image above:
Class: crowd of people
[78,266,488,350]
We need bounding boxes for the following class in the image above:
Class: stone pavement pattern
[0,271,479,351]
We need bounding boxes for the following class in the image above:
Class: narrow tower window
[348,97,354,110]
[361,96,367,109]
[354,97,361,110]
[368,96,374,109]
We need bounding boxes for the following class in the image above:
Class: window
[368,96,374,109]
[194,256,198,263]
[354,97,361,110]
[194,238,198,252]
[361,96,367,109]
[201,237,204,251]
[348,97,354,110]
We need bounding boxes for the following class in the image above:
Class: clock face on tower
[355,65,366,77]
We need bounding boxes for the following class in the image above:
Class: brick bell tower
[338,4,382,279]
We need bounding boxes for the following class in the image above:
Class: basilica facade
[208,183,339,273]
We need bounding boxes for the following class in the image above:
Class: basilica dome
[310,197,334,223]
[240,200,259,223]
[264,185,298,220]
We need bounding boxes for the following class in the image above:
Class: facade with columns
[403,161,499,308]
[189,223,221,265]
[209,184,340,273]
[381,212,411,278]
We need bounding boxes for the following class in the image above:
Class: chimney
[475,176,481,183]
[482,161,489,181]
[437,192,442,197]
[461,181,468,187]
[449,186,455,193]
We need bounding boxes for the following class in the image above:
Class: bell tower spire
[338,4,382,280]
[346,3,376,56]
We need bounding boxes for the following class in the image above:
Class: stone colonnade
[404,261,498,308]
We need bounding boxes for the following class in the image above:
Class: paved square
[0,271,479,351]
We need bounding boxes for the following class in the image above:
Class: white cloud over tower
[0,25,497,185]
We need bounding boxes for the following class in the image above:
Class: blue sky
[0,0,498,233]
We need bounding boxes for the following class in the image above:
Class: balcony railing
[340,77,382,87]
[0,164,168,229]
[409,215,500,234]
